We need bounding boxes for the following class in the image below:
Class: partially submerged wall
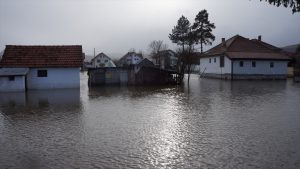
[88,67,177,86]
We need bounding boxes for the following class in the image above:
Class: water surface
[1,73,300,169]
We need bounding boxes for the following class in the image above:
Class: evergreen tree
[258,0,299,13]
[169,16,191,51]
[192,10,216,53]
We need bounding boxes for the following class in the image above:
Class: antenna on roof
[94,48,95,57]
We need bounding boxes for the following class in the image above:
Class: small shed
[0,68,29,92]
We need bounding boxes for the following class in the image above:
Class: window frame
[239,61,244,67]
[252,61,256,68]
[220,56,224,67]
[37,70,48,77]
[8,76,15,81]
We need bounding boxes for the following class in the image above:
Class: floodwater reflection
[1,73,300,169]
[0,89,81,115]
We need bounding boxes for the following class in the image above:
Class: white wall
[26,68,80,89]
[0,76,25,92]
[132,55,142,65]
[92,55,116,68]
[232,60,288,75]
[200,55,232,74]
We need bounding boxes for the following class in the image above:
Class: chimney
[258,35,262,41]
[222,38,226,47]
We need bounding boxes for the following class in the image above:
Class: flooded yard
[1,72,300,169]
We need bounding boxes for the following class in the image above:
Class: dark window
[252,61,256,67]
[220,56,224,67]
[214,58,216,63]
[240,61,244,67]
[270,62,274,68]
[8,76,15,81]
[209,58,211,63]
[37,70,47,77]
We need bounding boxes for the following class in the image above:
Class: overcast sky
[0,0,299,59]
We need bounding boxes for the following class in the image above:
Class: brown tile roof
[0,45,83,67]
[205,35,289,60]
[226,52,289,60]
[251,39,282,52]
[293,52,300,58]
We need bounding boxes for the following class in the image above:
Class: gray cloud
[0,0,299,59]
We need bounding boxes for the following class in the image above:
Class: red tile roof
[0,45,83,67]
[226,52,289,60]
[205,35,289,60]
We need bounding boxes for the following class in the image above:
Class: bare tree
[128,48,136,53]
[148,40,168,67]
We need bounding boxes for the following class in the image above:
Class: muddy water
[0,72,300,169]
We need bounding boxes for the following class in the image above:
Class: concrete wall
[0,76,25,92]
[232,60,288,75]
[88,67,176,86]
[200,55,232,74]
[26,68,80,89]
[88,68,128,85]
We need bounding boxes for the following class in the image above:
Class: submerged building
[0,45,83,92]
[117,52,143,67]
[90,52,116,68]
[199,35,290,80]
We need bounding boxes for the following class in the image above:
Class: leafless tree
[148,40,168,67]
[128,48,136,53]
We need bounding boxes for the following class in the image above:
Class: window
[8,76,15,81]
[252,61,256,67]
[209,58,211,63]
[220,56,224,67]
[239,61,244,67]
[270,62,274,68]
[37,70,47,77]
[105,60,108,63]
[214,58,216,63]
[97,60,100,63]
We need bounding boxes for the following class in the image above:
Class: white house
[152,50,178,70]
[0,68,29,92]
[91,52,116,68]
[117,52,143,67]
[199,35,290,79]
[0,45,83,91]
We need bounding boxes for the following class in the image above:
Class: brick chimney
[258,35,262,41]
[222,38,226,47]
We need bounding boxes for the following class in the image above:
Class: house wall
[129,55,142,65]
[26,68,80,89]
[232,60,288,75]
[0,76,25,92]
[199,55,232,74]
[156,53,177,70]
[92,55,116,68]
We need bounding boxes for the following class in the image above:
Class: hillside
[281,44,300,53]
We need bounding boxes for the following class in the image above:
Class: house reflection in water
[0,89,81,114]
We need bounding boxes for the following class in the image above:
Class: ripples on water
[1,73,300,169]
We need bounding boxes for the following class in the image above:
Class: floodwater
[0,72,300,169]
